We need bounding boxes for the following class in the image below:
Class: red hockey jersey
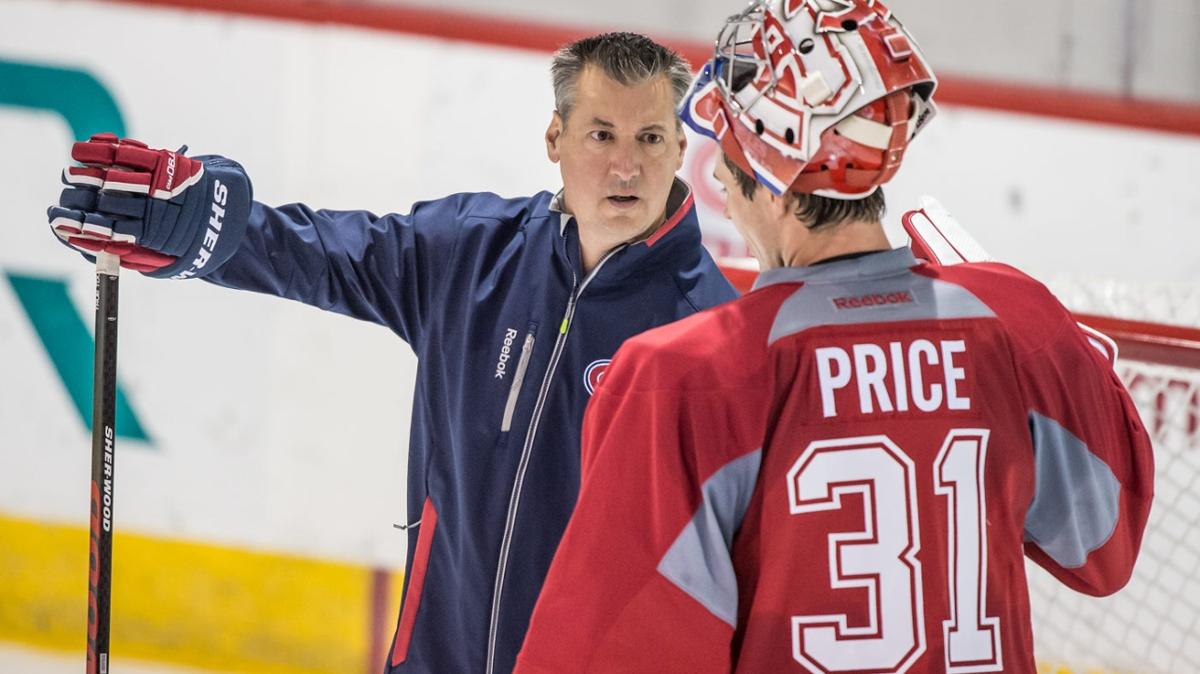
[515,248,1154,674]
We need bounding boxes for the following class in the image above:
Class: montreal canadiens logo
[584,359,611,395]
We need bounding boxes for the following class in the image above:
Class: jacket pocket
[500,324,537,432]
[390,496,439,667]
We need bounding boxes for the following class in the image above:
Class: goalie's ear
[901,196,992,266]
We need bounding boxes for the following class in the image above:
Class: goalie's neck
[766,218,890,270]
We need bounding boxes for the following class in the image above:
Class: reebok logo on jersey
[830,290,915,311]
[495,328,519,379]
[584,359,611,395]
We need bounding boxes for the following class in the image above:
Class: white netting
[1046,276,1200,328]
[719,262,1200,671]
[1028,361,1200,674]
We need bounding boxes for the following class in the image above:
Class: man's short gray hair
[551,32,693,121]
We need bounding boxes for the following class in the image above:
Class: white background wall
[396,0,1200,103]
[1,0,1197,566]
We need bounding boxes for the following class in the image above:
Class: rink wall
[0,513,402,673]
[2,1,1199,672]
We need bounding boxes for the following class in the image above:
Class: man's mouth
[608,195,640,208]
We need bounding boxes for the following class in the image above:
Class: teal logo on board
[5,273,149,442]
[0,59,125,139]
[2,58,149,442]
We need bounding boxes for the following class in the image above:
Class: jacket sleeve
[516,340,763,674]
[1018,308,1155,596]
[202,195,469,349]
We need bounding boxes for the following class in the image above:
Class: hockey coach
[47,33,736,674]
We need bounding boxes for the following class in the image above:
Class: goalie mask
[681,0,937,199]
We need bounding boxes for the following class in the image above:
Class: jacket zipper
[484,247,623,674]
[500,329,536,433]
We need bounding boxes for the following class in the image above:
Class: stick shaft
[87,252,119,674]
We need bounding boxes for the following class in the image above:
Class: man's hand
[48,133,252,279]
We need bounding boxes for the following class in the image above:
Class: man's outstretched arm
[49,133,465,348]
[203,197,467,348]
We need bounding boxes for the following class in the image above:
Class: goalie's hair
[722,154,886,230]
[551,33,692,123]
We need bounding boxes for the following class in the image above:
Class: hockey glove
[48,133,252,279]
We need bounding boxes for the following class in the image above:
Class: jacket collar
[547,178,703,285]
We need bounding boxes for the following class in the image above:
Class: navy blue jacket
[203,179,737,673]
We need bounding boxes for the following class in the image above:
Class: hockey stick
[900,195,992,265]
[87,251,120,674]
[902,196,1118,364]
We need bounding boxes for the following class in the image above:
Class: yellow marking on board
[0,513,402,674]
[0,513,1132,674]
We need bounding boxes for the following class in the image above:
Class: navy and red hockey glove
[48,133,252,279]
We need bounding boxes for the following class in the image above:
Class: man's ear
[673,126,687,171]
[546,111,564,163]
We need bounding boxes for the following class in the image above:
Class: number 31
[787,430,1003,674]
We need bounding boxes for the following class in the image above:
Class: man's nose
[609,142,640,182]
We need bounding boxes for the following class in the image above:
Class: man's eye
[641,133,663,144]
[590,130,612,142]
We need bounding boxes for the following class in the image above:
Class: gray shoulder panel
[768,271,995,345]
[1023,411,1121,569]
[656,449,763,628]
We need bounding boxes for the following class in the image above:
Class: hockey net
[1032,277,1200,674]
[719,265,1200,674]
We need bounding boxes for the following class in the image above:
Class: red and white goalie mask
[680,0,938,199]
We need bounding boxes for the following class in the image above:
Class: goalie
[516,1,1154,672]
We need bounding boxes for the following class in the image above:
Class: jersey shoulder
[917,260,1077,355]
[601,283,794,396]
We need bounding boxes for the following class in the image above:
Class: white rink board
[0,642,233,674]
[1,0,1198,573]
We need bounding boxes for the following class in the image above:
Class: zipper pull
[559,317,570,334]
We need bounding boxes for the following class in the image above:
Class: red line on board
[100,0,1200,136]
